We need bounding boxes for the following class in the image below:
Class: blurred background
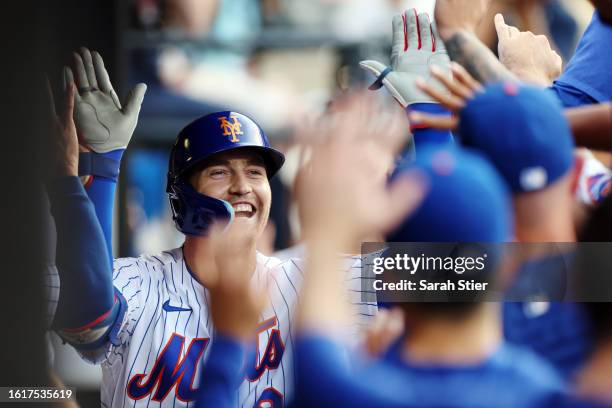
[44,0,598,405]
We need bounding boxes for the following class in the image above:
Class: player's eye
[247,167,265,177]
[208,168,229,178]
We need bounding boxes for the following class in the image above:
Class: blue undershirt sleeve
[47,176,116,335]
[196,334,247,408]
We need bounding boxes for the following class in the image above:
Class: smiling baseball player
[50,47,385,407]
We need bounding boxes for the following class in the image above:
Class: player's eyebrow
[206,155,265,167]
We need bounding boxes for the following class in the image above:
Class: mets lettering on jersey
[92,248,298,408]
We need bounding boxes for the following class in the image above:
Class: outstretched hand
[66,47,147,153]
[296,91,426,248]
[494,14,562,87]
[360,9,451,107]
[408,63,483,130]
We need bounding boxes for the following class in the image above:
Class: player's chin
[232,213,261,232]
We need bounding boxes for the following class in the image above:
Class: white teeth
[233,203,253,213]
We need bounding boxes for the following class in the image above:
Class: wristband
[78,152,120,180]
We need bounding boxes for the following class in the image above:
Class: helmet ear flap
[167,180,234,236]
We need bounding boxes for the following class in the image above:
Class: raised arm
[66,47,146,264]
[46,80,119,351]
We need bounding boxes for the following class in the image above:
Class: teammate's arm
[67,47,146,264]
[46,80,120,347]
[407,68,612,151]
[434,0,516,84]
[196,222,266,407]
[292,97,424,405]
[565,103,612,150]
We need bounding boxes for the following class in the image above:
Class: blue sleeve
[408,104,454,149]
[47,176,116,331]
[196,334,246,408]
[80,148,124,266]
[552,12,612,107]
[293,334,410,408]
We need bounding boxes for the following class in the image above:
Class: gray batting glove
[360,9,450,107]
[64,47,147,153]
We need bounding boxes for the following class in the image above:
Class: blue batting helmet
[166,111,285,236]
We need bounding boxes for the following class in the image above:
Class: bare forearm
[441,29,517,84]
[565,103,612,150]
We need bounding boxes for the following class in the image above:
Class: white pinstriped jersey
[94,246,377,407]
[43,263,60,329]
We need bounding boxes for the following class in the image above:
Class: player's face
[190,149,272,238]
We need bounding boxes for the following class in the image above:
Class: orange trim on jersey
[62,294,118,333]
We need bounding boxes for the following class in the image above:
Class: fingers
[494,13,509,41]
[63,66,81,103]
[406,9,419,50]
[72,52,90,90]
[92,51,114,93]
[123,83,148,116]
[408,111,459,130]
[79,47,99,90]
[415,77,466,111]
[494,13,519,40]
[62,82,76,129]
[431,65,474,100]
[45,76,57,119]
[431,22,445,53]
[392,14,406,57]
[450,62,483,93]
[418,13,433,51]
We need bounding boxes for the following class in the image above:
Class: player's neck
[513,178,576,243]
[574,340,612,403]
[402,304,502,365]
[183,236,257,287]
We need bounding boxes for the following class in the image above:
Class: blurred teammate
[413,72,597,377]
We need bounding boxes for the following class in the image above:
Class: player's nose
[228,172,253,196]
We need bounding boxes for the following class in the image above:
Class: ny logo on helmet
[218,115,244,143]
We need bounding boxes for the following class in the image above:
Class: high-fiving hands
[360,9,451,107]
[65,47,146,153]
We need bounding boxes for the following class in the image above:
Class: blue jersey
[292,334,564,408]
[552,12,612,107]
[503,255,593,379]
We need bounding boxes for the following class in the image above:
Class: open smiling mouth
[232,203,256,218]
